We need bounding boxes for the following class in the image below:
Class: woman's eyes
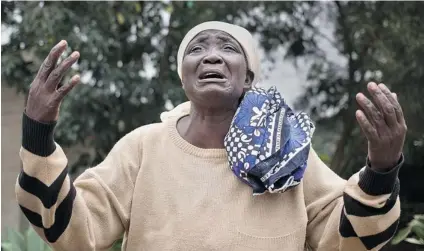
[188,44,238,54]
[189,46,203,53]
[223,45,237,52]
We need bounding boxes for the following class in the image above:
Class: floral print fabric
[224,86,315,195]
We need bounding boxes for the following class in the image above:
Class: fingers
[55,75,80,100]
[356,92,385,129]
[366,82,397,126]
[36,40,68,81]
[378,83,405,125]
[356,109,378,141]
[45,51,80,91]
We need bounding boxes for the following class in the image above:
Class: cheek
[181,58,198,90]
[181,57,198,78]
[230,57,248,79]
[181,61,190,83]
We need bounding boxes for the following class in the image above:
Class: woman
[16,21,406,251]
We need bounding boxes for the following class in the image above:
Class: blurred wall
[1,83,26,237]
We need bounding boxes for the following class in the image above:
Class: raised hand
[355,82,407,171]
[25,40,80,123]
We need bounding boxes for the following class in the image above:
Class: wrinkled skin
[355,82,407,170]
[25,40,80,123]
[181,29,253,110]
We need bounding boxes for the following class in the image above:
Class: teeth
[204,72,222,79]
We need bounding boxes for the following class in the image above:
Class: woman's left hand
[355,82,407,171]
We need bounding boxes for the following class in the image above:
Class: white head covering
[177,21,261,85]
[162,21,261,121]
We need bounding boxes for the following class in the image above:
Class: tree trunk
[330,2,356,174]
[153,1,177,114]
[330,111,355,173]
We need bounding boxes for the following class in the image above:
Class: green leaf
[1,242,14,251]
[318,153,330,164]
[412,224,424,240]
[414,215,424,221]
[26,227,50,251]
[116,12,125,25]
[392,226,412,245]
[405,237,424,245]
[135,3,142,13]
[6,228,24,251]
[410,217,424,226]
[165,5,173,13]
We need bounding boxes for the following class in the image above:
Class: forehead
[189,29,240,45]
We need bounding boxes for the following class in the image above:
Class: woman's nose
[202,51,223,65]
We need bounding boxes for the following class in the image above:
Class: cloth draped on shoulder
[160,86,315,195]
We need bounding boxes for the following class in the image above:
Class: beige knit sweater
[16,109,402,251]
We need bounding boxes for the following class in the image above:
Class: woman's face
[181,29,253,108]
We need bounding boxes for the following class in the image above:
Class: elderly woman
[17,22,406,251]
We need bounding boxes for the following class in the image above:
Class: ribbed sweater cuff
[22,112,57,157]
[358,154,403,196]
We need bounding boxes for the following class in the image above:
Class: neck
[177,104,237,149]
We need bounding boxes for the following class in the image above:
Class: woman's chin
[191,86,241,106]
[196,79,228,87]
[193,81,226,93]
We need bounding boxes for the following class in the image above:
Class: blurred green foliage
[1,226,123,251]
[1,227,52,251]
[392,215,424,246]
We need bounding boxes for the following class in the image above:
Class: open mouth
[199,71,226,80]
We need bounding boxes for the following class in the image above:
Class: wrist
[358,154,404,196]
[24,105,59,124]
[369,154,402,172]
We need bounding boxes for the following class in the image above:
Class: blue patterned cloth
[224,86,315,195]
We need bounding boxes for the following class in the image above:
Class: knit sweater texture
[16,111,402,251]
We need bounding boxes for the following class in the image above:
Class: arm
[16,113,141,250]
[305,81,407,251]
[304,148,401,251]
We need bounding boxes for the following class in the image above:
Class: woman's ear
[244,70,254,89]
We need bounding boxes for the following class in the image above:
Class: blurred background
[1,1,423,250]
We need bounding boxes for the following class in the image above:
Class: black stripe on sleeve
[19,184,77,243]
[19,205,43,228]
[360,219,399,250]
[22,112,57,157]
[339,207,400,250]
[339,208,357,238]
[343,181,399,217]
[18,166,69,209]
[45,185,76,243]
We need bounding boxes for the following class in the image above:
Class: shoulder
[119,121,168,147]
[101,122,168,165]
[303,147,346,186]
[123,121,167,139]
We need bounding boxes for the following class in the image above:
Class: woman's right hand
[25,40,80,123]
